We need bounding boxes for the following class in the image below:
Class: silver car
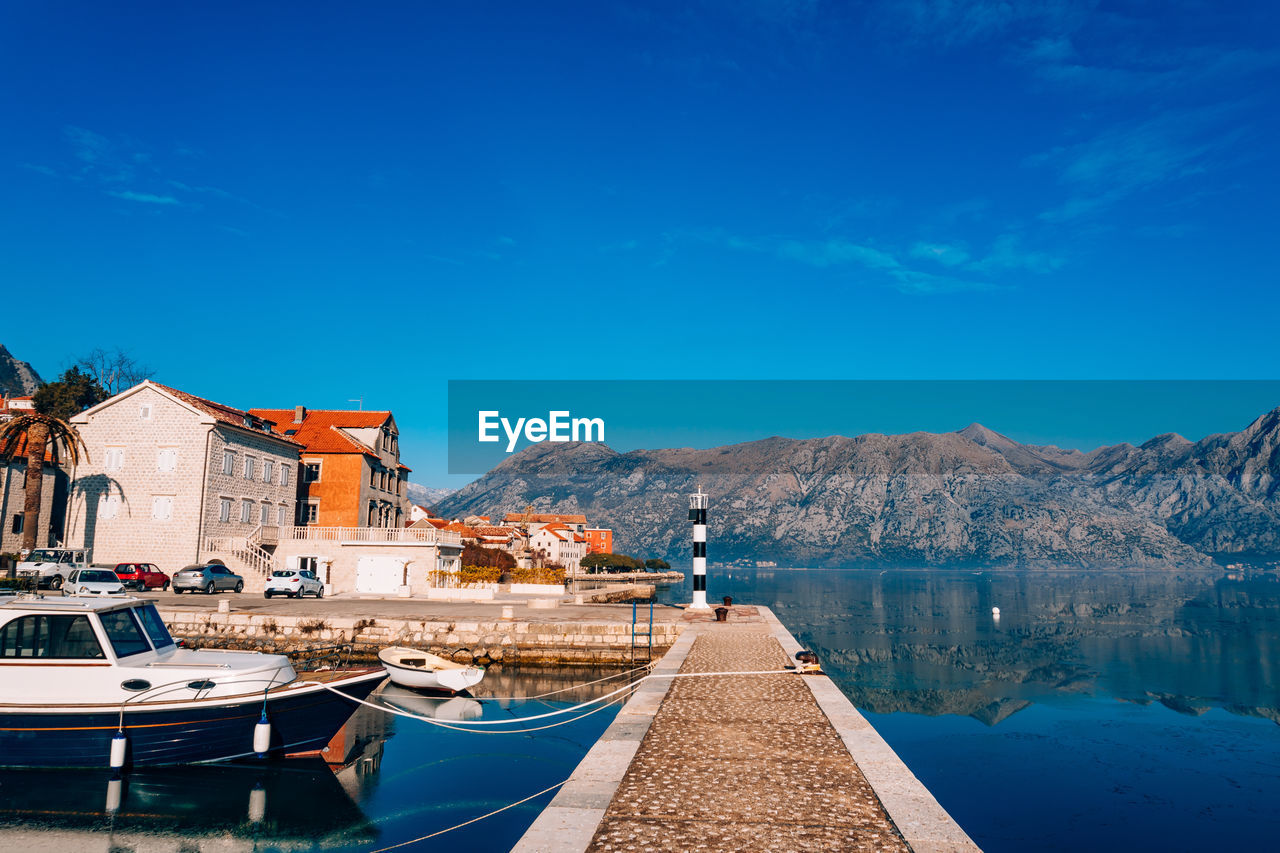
[173,564,244,594]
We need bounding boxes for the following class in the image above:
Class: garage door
[355,556,402,594]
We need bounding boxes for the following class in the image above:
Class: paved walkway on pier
[589,624,910,851]
[514,606,980,852]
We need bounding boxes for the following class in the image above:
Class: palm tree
[0,413,87,553]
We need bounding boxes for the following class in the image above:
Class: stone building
[65,381,300,573]
[1,445,61,553]
[529,522,587,571]
[248,407,411,529]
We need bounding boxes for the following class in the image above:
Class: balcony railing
[284,525,463,546]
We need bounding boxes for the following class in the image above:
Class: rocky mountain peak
[0,344,42,397]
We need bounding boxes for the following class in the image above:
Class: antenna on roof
[348,397,363,411]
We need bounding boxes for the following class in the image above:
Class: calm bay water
[0,664,626,852]
[6,571,1277,851]
[658,568,1280,851]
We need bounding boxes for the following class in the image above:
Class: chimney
[293,405,306,424]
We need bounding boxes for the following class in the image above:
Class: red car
[114,562,171,591]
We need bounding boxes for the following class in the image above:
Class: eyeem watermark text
[478,410,606,452]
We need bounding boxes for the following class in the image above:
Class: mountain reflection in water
[664,569,1280,724]
[659,568,1280,851]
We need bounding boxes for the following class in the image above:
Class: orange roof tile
[502,512,588,525]
[151,383,300,446]
[249,408,396,459]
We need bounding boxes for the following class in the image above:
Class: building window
[156,448,177,472]
[97,494,120,520]
[281,465,290,486]
[243,456,255,480]
[222,449,235,475]
[368,504,377,526]
[301,502,319,524]
[299,556,319,574]
[303,462,321,483]
[240,500,253,523]
[151,496,173,521]
[139,404,153,421]
[104,447,125,472]
[277,505,287,526]
[10,513,22,535]
[260,503,270,524]
[263,460,274,483]
[219,498,231,523]
[369,467,378,487]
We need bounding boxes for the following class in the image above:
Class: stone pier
[513,606,980,852]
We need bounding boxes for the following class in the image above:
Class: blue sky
[3,2,1277,486]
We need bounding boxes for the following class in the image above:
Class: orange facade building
[584,528,613,554]
[248,406,410,528]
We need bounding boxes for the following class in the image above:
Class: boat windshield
[0,614,105,659]
[132,604,175,649]
[98,608,152,658]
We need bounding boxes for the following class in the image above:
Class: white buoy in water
[105,777,123,814]
[253,714,271,757]
[109,731,127,769]
[992,606,1001,618]
[248,782,267,823]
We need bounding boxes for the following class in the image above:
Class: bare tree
[75,348,155,396]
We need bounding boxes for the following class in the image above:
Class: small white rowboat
[377,647,486,694]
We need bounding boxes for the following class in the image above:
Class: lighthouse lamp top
[689,488,708,510]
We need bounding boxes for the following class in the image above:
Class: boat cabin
[0,596,295,705]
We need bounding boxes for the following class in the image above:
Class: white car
[264,569,324,599]
[62,568,126,596]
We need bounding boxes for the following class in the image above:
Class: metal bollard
[722,596,733,607]
[714,606,729,622]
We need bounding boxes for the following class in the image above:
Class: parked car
[16,548,93,590]
[173,564,244,594]
[113,562,171,591]
[61,568,126,596]
[264,569,324,599]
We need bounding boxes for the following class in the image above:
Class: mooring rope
[363,778,569,852]
[310,667,800,730]
[473,662,656,702]
[382,684,638,735]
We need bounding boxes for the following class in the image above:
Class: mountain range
[436,407,1280,569]
[0,344,42,397]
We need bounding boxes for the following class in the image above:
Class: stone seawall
[157,607,682,666]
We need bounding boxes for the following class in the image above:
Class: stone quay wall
[156,607,683,666]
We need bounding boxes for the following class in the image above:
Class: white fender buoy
[109,731,127,770]
[248,782,267,823]
[991,606,1000,616]
[105,777,123,814]
[253,713,271,757]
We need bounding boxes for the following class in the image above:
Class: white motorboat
[0,595,386,768]
[377,647,485,693]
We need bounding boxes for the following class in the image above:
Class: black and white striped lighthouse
[689,486,709,609]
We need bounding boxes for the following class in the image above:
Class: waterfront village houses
[65,382,300,573]
[65,383,460,594]
[1,439,62,554]
[529,522,588,572]
[248,407,411,529]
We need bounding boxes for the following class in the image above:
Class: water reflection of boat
[378,646,486,693]
[0,758,377,850]
[379,683,483,720]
